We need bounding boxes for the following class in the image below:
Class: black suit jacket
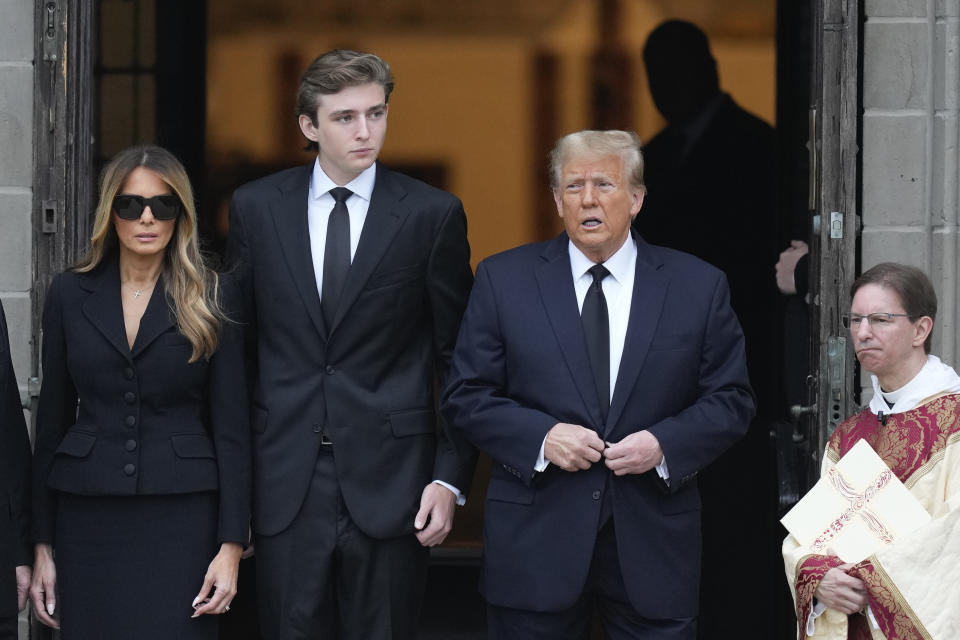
[0,303,30,618]
[227,162,476,539]
[442,232,754,617]
[32,257,250,545]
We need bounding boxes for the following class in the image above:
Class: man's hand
[414,483,457,547]
[775,240,809,295]
[814,565,868,614]
[544,423,604,472]
[604,430,663,476]
[15,565,31,612]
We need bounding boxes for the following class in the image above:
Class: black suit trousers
[254,447,429,640]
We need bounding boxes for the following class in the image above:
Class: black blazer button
[312,423,322,433]
[123,463,136,476]
[123,391,136,404]
[125,439,137,452]
[123,367,135,380]
[125,415,136,427]
[325,365,335,375]
[592,490,601,500]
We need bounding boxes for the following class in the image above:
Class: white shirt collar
[309,160,377,203]
[868,354,960,414]
[567,233,636,284]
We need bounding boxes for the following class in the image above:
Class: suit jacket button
[123,391,136,404]
[123,367,135,380]
[125,415,136,427]
[125,439,137,452]
[592,490,601,500]
[312,423,322,433]
[123,463,136,476]
[325,365,335,375]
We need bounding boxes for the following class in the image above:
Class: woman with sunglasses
[29,145,249,639]
[783,262,960,639]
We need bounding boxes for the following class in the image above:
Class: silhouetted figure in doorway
[635,20,781,640]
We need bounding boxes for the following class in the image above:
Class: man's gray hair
[549,130,646,193]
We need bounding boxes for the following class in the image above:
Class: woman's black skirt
[55,491,219,640]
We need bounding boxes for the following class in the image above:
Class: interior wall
[205,0,775,265]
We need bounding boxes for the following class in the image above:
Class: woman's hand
[30,543,60,629]
[814,563,868,614]
[191,542,242,617]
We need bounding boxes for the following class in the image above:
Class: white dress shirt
[534,235,669,481]
[307,161,377,300]
[307,160,463,503]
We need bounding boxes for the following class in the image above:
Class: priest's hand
[604,430,663,475]
[544,423,604,471]
[814,564,868,614]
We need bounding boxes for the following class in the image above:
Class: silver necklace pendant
[133,289,143,298]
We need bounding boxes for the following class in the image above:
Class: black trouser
[255,447,429,640]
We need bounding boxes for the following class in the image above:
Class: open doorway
[80,1,808,638]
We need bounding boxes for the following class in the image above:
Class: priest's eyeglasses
[841,312,913,329]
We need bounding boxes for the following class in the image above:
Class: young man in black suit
[0,303,30,640]
[227,49,476,639]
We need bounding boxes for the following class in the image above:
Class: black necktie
[321,187,352,329]
[582,263,611,421]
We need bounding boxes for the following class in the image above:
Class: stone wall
[0,2,33,394]
[862,0,960,366]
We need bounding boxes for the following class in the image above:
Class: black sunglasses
[113,194,183,221]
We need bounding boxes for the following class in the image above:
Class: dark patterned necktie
[321,187,353,329]
[582,263,611,421]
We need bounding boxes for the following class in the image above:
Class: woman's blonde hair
[75,145,221,362]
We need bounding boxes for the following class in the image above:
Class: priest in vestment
[783,262,960,640]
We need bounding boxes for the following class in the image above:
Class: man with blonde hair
[444,130,753,639]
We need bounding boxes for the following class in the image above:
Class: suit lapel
[269,165,329,340]
[535,234,606,430]
[130,274,175,358]
[81,258,134,364]
[328,165,407,336]
[605,236,669,434]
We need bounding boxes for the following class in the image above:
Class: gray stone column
[0,4,34,395]
[862,0,960,364]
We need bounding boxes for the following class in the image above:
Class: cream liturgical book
[781,439,931,563]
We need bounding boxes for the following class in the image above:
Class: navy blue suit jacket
[442,232,754,617]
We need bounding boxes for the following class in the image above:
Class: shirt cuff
[655,455,670,485]
[534,437,550,472]
[432,480,466,506]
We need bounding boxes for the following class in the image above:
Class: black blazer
[32,257,250,545]
[442,232,755,617]
[227,162,476,539]
[0,302,30,618]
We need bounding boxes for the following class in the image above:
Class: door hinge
[830,211,844,239]
[41,200,58,234]
[42,2,60,62]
